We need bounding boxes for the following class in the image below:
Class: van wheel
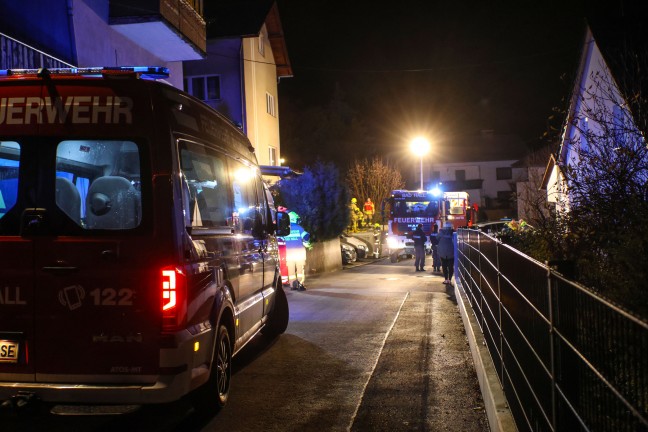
[262,284,289,337]
[191,324,231,412]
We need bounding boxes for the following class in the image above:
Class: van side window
[55,140,142,230]
[0,141,20,222]
[255,176,268,227]
[229,160,260,234]
[179,141,230,228]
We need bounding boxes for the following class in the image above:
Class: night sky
[275,1,593,169]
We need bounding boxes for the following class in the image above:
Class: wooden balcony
[110,0,206,61]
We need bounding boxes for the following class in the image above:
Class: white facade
[544,26,639,212]
[243,25,282,166]
[428,159,526,219]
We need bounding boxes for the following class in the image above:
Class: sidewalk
[454,279,516,432]
[333,255,516,431]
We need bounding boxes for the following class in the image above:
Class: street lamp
[410,137,430,190]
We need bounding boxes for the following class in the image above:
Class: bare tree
[555,51,648,314]
[346,157,405,223]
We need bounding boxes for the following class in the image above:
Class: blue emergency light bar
[0,66,170,80]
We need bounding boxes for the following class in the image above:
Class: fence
[1,32,74,70]
[456,229,648,432]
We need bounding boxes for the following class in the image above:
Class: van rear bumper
[0,368,207,404]
[0,327,215,404]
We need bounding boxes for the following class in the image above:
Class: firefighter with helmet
[282,210,310,291]
[363,198,375,225]
[349,197,362,232]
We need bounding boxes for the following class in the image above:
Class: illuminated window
[266,93,276,117]
[269,147,277,166]
[0,141,20,222]
[56,140,142,230]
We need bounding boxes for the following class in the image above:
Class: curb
[454,279,517,432]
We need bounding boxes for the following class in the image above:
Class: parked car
[341,242,357,265]
[474,219,512,236]
[340,234,368,259]
[474,219,533,237]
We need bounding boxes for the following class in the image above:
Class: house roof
[551,5,647,178]
[587,4,648,137]
[204,0,292,78]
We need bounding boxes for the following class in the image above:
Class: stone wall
[306,238,342,275]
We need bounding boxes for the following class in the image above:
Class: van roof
[0,66,170,81]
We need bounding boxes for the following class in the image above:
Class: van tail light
[161,267,187,331]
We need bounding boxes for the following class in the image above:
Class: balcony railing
[0,32,74,70]
[109,0,206,61]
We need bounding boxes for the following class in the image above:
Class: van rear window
[56,140,142,230]
[0,141,20,221]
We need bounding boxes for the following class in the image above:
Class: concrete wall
[306,238,342,275]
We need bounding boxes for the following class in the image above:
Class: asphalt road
[4,258,489,432]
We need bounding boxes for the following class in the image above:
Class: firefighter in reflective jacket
[363,198,375,225]
[349,197,362,232]
[283,211,310,291]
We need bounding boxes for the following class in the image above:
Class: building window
[269,147,277,166]
[258,32,265,57]
[497,190,513,207]
[185,75,221,102]
[431,171,440,180]
[496,167,512,180]
[266,93,276,117]
[455,170,466,182]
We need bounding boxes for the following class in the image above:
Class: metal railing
[1,32,74,70]
[456,229,648,432]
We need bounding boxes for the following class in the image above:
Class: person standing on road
[412,223,427,272]
[437,221,455,284]
[429,223,441,273]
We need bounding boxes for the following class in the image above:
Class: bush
[277,161,350,242]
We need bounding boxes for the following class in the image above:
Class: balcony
[1,32,75,69]
[109,0,206,61]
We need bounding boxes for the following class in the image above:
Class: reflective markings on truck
[0,96,134,125]
[89,288,134,306]
[57,285,135,309]
[0,286,26,305]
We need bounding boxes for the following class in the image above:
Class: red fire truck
[382,190,474,262]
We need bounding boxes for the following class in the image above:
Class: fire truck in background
[382,190,475,262]
[443,191,475,229]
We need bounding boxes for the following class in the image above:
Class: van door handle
[42,266,79,274]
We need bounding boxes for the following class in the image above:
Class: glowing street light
[410,137,430,190]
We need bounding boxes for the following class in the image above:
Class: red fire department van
[0,66,290,413]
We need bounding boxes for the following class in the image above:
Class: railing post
[496,237,503,383]
[547,261,557,431]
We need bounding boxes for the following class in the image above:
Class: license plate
[0,340,19,363]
